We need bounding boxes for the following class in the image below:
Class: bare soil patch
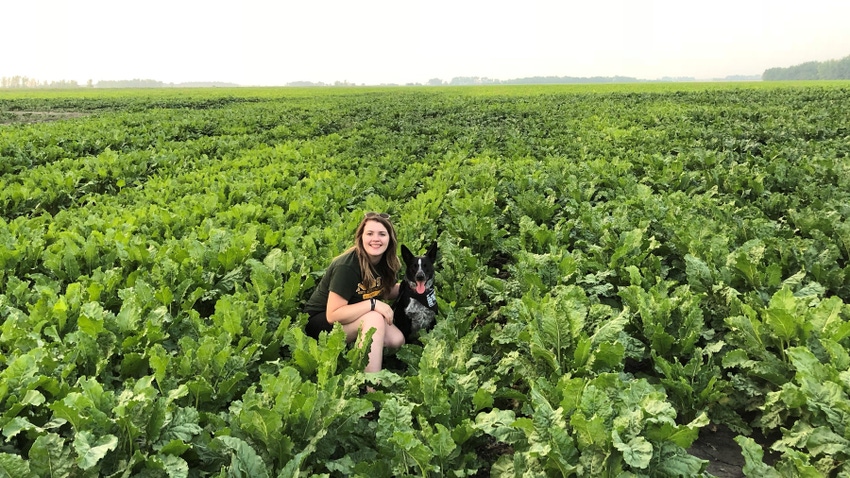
[688,424,745,477]
[1,110,88,125]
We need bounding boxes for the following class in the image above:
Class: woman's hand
[375,300,394,325]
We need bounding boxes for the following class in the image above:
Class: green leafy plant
[2,84,849,475]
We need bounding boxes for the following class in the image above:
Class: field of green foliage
[1,82,849,477]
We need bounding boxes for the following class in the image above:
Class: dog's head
[401,241,437,295]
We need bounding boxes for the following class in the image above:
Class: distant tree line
[763,55,850,80]
[93,79,239,88]
[421,75,646,86]
[425,75,764,86]
[1,76,85,88]
[1,77,238,89]
[505,75,643,85]
[285,80,364,87]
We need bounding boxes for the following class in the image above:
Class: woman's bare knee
[342,311,384,340]
[385,325,405,349]
[362,312,388,335]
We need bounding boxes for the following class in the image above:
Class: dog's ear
[426,241,438,262]
[401,244,414,263]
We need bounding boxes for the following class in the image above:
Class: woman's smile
[366,240,384,252]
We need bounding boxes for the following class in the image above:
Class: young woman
[304,212,405,373]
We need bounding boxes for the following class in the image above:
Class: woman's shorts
[305,310,333,339]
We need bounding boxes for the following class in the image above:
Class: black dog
[393,242,438,342]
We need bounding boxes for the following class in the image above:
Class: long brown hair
[347,214,400,297]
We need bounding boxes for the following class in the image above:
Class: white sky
[4,0,850,85]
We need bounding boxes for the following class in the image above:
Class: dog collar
[426,290,436,308]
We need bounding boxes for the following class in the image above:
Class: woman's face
[361,220,389,262]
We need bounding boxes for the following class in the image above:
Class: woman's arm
[326,291,393,325]
[386,282,400,300]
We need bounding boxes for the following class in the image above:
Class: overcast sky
[4,0,850,85]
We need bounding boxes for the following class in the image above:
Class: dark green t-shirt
[304,249,384,314]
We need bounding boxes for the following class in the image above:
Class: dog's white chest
[405,298,435,333]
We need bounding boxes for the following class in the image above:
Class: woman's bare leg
[343,311,386,373]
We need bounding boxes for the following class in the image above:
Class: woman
[304,212,405,373]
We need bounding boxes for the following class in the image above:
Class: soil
[688,424,745,477]
[0,110,87,125]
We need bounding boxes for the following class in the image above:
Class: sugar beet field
[1,83,850,477]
